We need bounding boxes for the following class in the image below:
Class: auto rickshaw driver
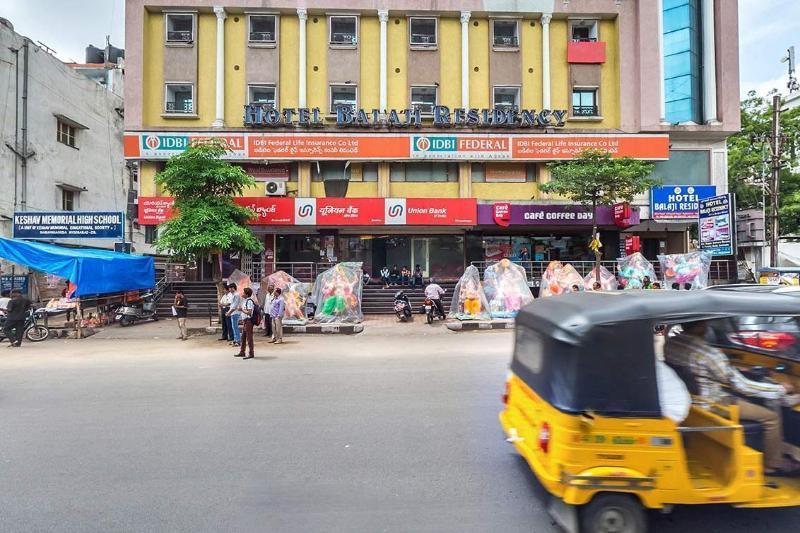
[665,320,800,475]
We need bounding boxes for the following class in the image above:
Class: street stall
[0,237,155,337]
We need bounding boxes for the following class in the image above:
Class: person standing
[260,284,275,338]
[270,287,285,344]
[218,283,232,342]
[236,288,256,359]
[3,290,32,348]
[173,289,189,340]
[226,283,242,347]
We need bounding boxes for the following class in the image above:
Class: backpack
[250,300,262,326]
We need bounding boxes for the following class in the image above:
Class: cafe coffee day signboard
[651,185,717,220]
[13,212,124,240]
[698,194,735,256]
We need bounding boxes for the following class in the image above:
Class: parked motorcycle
[393,290,412,322]
[424,297,445,324]
[0,308,51,342]
[115,294,158,327]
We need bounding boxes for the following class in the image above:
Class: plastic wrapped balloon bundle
[483,258,535,318]
[312,262,364,324]
[617,253,657,290]
[540,261,585,297]
[227,269,251,296]
[583,265,618,291]
[658,252,712,290]
[283,281,310,324]
[266,270,296,290]
[449,265,491,320]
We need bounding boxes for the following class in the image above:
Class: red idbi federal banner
[234,197,294,225]
[138,197,175,224]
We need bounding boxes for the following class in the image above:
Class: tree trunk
[593,201,601,285]
[212,251,224,300]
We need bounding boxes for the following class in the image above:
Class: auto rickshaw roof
[516,290,800,346]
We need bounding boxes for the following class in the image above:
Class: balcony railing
[165,100,194,113]
[166,30,192,42]
[494,35,519,47]
[331,32,357,45]
[572,105,599,117]
[410,34,436,46]
[571,37,598,43]
[249,31,275,42]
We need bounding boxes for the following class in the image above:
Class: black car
[705,284,800,360]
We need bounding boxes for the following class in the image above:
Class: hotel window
[492,20,519,48]
[57,120,77,148]
[248,15,276,44]
[410,86,437,115]
[330,85,357,113]
[329,16,358,46]
[165,13,194,43]
[61,189,75,211]
[164,83,194,114]
[409,17,437,47]
[247,84,277,107]
[570,19,598,42]
[663,0,703,124]
[571,88,598,117]
[493,86,520,111]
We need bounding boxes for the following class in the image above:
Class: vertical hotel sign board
[698,194,735,256]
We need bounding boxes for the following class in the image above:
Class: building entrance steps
[360,281,456,315]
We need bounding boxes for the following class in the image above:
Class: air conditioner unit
[265,180,287,196]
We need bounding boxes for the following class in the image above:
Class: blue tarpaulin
[0,237,155,296]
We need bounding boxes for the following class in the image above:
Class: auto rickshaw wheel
[580,494,646,533]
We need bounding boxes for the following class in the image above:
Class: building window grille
[248,85,277,107]
[145,225,158,244]
[249,15,276,43]
[570,20,598,42]
[410,86,437,115]
[61,189,75,211]
[493,20,519,47]
[164,83,194,114]
[409,17,437,47]
[572,89,599,117]
[493,86,520,111]
[57,120,77,148]
[329,16,358,46]
[166,13,194,43]
[330,85,357,114]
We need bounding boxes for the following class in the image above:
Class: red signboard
[625,235,641,255]
[613,202,632,228]
[492,202,511,227]
[567,41,607,64]
[137,197,175,225]
[315,198,385,225]
[405,198,477,225]
[234,197,295,225]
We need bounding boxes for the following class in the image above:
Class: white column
[702,0,719,124]
[297,8,308,108]
[378,10,389,112]
[657,0,667,123]
[212,6,226,128]
[541,14,552,109]
[460,11,471,109]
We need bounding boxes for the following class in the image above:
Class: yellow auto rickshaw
[499,290,800,533]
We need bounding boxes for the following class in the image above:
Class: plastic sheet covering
[539,261,585,297]
[617,253,657,289]
[227,270,251,297]
[312,262,364,323]
[483,259,534,318]
[0,237,154,297]
[583,265,618,291]
[658,251,712,290]
[264,271,308,324]
[448,265,491,320]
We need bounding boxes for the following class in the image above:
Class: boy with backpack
[235,287,260,360]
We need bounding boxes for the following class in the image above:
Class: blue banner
[650,185,717,220]
[1,275,29,294]
[699,194,735,256]
[13,212,125,240]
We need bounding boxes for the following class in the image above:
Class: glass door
[411,238,430,277]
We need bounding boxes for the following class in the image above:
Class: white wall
[0,24,150,276]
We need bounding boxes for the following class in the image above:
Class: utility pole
[768,94,782,267]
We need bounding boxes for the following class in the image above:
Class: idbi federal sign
[650,185,717,220]
[13,212,124,239]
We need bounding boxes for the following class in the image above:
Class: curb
[446,320,514,331]
[203,324,364,335]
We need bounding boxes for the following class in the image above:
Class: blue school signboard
[650,185,717,220]
[13,212,124,240]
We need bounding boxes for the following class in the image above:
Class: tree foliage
[541,149,658,210]
[154,142,263,261]
[728,91,800,236]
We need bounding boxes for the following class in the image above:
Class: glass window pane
[250,16,275,42]
[648,150,710,185]
[410,18,436,45]
[330,17,357,44]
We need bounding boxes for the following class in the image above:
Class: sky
[0,0,797,98]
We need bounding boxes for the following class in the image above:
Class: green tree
[728,91,800,236]
[541,149,657,282]
[154,141,262,280]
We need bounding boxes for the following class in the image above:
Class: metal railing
[165,100,194,113]
[330,32,357,45]
[410,33,436,46]
[572,105,599,117]
[494,35,519,47]
[571,37,598,43]
[249,31,275,42]
[167,30,192,42]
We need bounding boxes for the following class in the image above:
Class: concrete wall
[0,24,150,263]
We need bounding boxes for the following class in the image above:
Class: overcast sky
[0,0,797,98]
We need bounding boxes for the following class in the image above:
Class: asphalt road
[2,320,799,532]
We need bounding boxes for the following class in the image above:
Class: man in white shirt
[225,284,243,346]
[424,278,446,319]
[260,284,275,337]
[218,283,233,342]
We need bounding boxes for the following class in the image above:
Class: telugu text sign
[248,135,409,160]
[137,197,175,225]
[13,212,125,240]
[511,135,669,160]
